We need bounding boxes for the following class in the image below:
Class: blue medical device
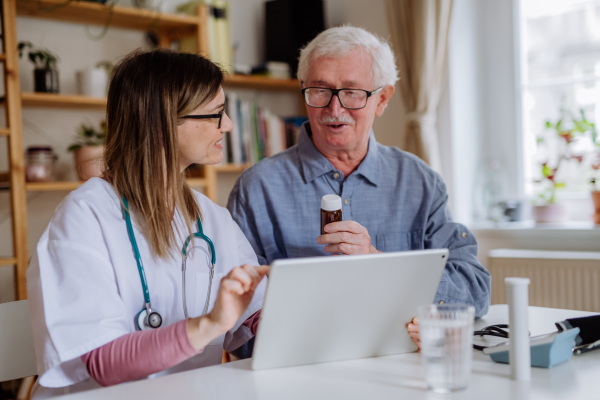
[483,327,580,368]
[122,196,216,330]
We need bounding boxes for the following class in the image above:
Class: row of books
[177,1,232,73]
[221,92,307,165]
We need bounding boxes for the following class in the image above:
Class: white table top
[56,305,599,400]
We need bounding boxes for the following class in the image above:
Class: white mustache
[318,114,355,125]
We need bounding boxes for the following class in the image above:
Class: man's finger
[318,232,363,245]
[324,243,354,254]
[322,220,364,234]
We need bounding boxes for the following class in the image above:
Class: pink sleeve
[81,319,200,387]
[242,309,261,335]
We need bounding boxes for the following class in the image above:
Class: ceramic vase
[76,68,108,98]
[532,204,567,223]
[74,145,104,181]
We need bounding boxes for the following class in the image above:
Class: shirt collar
[298,121,380,186]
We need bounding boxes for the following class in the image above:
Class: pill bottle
[321,194,342,235]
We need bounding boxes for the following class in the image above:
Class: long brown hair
[104,48,223,259]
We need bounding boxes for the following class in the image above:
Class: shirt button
[333,172,340,179]
[461,232,467,238]
[438,300,445,305]
[344,199,349,205]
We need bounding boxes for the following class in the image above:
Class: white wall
[1,0,408,303]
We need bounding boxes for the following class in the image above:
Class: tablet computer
[251,249,449,370]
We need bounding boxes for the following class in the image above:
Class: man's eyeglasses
[181,109,225,129]
[301,87,382,109]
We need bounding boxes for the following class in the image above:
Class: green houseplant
[534,109,597,223]
[68,121,106,181]
[18,41,60,93]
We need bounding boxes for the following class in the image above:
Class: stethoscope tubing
[122,197,152,308]
[123,196,216,327]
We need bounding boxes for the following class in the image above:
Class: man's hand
[317,221,380,255]
[407,317,421,350]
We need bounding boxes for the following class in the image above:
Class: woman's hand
[407,317,421,350]
[187,265,269,351]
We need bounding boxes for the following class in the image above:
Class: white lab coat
[27,178,266,398]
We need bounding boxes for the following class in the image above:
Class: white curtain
[386,0,454,172]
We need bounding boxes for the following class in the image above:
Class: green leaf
[554,182,566,188]
[542,164,552,177]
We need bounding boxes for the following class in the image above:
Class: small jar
[25,146,55,182]
[321,194,342,235]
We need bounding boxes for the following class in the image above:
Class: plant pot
[76,68,108,97]
[592,191,600,224]
[532,204,567,223]
[34,68,59,93]
[74,145,104,181]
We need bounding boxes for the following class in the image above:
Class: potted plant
[68,121,106,181]
[532,109,595,223]
[18,41,60,93]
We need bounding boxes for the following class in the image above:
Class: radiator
[488,249,600,312]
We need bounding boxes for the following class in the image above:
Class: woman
[27,49,267,398]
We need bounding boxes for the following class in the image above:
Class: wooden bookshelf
[16,0,199,32]
[22,92,107,109]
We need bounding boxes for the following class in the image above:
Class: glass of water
[418,303,475,393]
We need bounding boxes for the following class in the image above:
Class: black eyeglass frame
[181,109,225,129]
[301,87,383,110]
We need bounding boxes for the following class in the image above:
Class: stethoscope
[122,196,216,331]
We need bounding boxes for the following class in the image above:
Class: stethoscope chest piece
[135,308,163,331]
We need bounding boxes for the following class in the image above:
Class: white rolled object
[76,68,108,98]
[506,277,531,381]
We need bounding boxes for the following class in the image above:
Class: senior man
[227,26,490,347]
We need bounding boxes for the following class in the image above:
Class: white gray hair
[297,26,399,88]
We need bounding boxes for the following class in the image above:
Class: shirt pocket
[375,229,423,252]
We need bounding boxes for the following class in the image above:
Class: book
[213,0,232,73]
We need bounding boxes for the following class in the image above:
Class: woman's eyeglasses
[181,109,225,129]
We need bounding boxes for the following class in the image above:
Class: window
[518,0,600,200]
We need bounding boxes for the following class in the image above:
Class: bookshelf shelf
[25,178,208,192]
[16,0,199,31]
[20,75,298,110]
[224,75,299,91]
[213,163,252,172]
[22,92,107,109]
[26,181,83,191]
[0,258,18,266]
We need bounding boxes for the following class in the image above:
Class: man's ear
[375,85,395,117]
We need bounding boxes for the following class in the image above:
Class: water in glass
[419,304,475,393]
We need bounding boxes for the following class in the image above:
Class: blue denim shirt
[227,122,491,317]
